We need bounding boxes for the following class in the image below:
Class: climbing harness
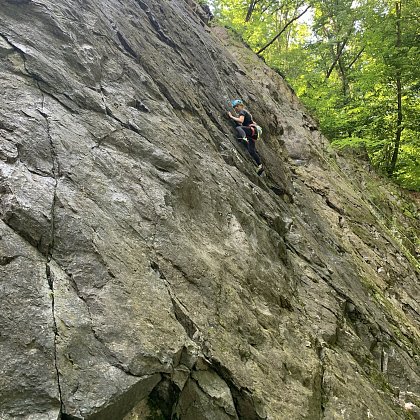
[249,123,262,139]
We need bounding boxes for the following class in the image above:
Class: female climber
[228,99,264,174]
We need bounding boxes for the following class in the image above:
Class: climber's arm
[228,112,245,124]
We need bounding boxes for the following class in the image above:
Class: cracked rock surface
[0,0,419,419]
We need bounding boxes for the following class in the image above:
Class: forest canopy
[210,0,420,191]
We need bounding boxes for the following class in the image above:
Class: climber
[228,99,264,175]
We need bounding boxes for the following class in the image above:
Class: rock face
[0,0,419,419]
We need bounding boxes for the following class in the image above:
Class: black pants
[235,126,261,166]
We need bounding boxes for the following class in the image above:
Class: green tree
[344,0,420,185]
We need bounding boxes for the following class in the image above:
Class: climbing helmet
[231,99,243,107]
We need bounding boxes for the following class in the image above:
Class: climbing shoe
[256,164,264,175]
[237,137,248,144]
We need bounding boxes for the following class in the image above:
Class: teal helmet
[231,99,243,107]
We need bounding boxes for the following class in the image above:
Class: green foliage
[212,0,420,191]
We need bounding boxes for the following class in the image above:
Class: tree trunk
[388,1,403,176]
[338,57,349,98]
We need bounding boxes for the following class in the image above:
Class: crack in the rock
[67,270,165,380]
[12,141,54,177]
[36,88,64,413]
[0,121,15,133]
[189,374,239,419]
[67,273,128,370]
[99,85,109,116]
[1,33,78,114]
[215,280,224,329]
[19,161,54,178]
[116,31,137,58]
[1,209,43,251]
[45,263,64,414]
[326,197,345,215]
[37,93,60,261]
[42,88,79,114]
[90,323,138,375]
[140,183,160,249]
[209,357,264,420]
[89,128,121,150]
[99,85,155,146]
[305,182,328,198]
[148,259,265,418]
[171,295,200,342]
[285,242,326,272]
[90,321,167,379]
[149,260,200,341]
[316,339,327,419]
[135,0,178,50]
[0,255,20,265]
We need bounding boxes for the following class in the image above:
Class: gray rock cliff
[0,0,419,419]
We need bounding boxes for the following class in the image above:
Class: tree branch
[326,38,348,78]
[346,46,365,71]
[245,0,259,22]
[325,26,354,78]
[256,5,310,55]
